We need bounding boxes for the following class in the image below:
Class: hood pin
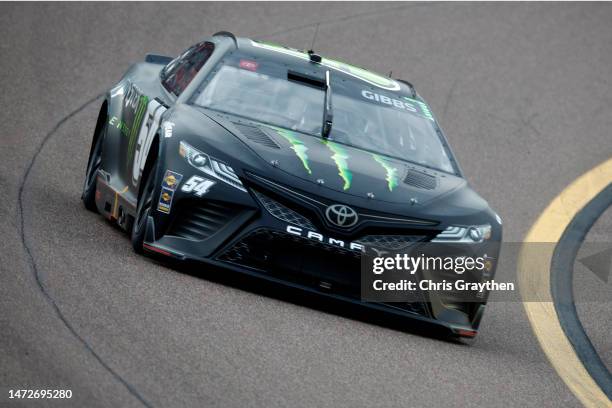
[410,198,418,205]
[270,159,279,167]
[316,179,325,186]
[367,192,375,199]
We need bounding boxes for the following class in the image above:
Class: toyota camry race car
[82,32,502,339]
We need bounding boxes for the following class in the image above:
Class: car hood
[200,110,471,207]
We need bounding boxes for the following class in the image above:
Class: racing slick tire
[131,155,159,254]
[81,120,106,212]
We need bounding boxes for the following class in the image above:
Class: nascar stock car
[82,31,502,338]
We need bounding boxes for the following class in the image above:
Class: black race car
[82,32,502,338]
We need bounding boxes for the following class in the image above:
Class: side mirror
[145,54,173,64]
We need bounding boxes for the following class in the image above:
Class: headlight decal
[432,224,492,243]
[179,141,246,192]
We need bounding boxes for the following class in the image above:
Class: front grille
[252,190,317,230]
[167,200,243,241]
[218,228,429,316]
[219,229,361,295]
[355,234,428,251]
[404,169,437,190]
[246,172,438,228]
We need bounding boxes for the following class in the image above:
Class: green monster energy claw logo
[323,140,352,190]
[127,95,149,159]
[265,125,312,174]
[372,154,399,192]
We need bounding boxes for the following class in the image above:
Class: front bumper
[143,173,499,338]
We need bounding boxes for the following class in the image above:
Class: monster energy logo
[127,95,149,159]
[372,154,399,191]
[265,125,312,174]
[259,125,403,194]
[323,140,352,190]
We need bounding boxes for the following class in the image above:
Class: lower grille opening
[167,199,244,241]
[218,229,429,317]
[219,229,362,297]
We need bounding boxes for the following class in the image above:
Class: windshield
[194,64,325,135]
[192,56,455,174]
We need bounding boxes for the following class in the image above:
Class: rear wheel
[131,158,159,253]
[82,122,106,212]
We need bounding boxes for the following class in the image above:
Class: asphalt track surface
[1,3,611,407]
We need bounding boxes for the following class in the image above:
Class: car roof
[220,35,417,99]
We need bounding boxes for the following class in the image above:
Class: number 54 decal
[181,176,216,197]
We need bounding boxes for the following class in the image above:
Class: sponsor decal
[121,83,149,161]
[157,170,181,215]
[323,140,352,190]
[239,59,259,72]
[157,187,175,214]
[161,170,183,191]
[181,175,216,197]
[361,90,435,122]
[108,116,131,137]
[114,82,169,187]
[286,225,364,251]
[127,96,150,160]
[123,82,145,111]
[402,96,435,121]
[372,154,399,192]
[265,125,312,175]
[132,98,167,186]
[163,121,175,138]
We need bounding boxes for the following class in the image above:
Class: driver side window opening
[161,41,215,96]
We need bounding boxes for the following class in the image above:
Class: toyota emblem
[325,204,358,228]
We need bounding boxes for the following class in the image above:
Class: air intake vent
[403,169,437,190]
[252,190,316,230]
[233,123,280,149]
[355,235,428,251]
[168,200,243,241]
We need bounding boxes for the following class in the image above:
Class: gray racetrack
[1,3,611,407]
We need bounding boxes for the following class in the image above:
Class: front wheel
[82,123,106,212]
[131,158,158,253]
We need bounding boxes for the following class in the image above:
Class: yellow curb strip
[518,158,612,407]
